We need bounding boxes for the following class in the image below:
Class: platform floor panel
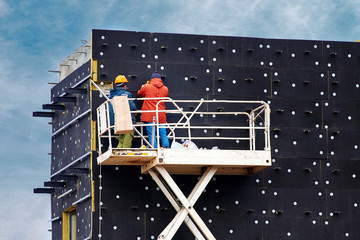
[148,165,269,175]
[141,149,271,174]
[98,148,271,175]
[97,149,158,165]
[162,149,271,165]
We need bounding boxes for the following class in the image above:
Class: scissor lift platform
[93,93,272,240]
[97,147,271,240]
[97,148,271,175]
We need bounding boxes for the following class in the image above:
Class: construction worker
[109,75,137,148]
[137,72,170,148]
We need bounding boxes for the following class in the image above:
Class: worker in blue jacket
[109,75,137,148]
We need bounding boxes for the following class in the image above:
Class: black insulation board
[44,30,360,240]
[48,61,93,240]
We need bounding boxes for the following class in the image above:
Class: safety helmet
[115,75,128,84]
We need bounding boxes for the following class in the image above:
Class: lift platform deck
[97,148,271,175]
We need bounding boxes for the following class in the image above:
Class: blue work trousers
[145,123,170,148]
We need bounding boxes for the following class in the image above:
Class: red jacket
[137,78,169,123]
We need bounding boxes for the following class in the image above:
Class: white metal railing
[96,97,271,157]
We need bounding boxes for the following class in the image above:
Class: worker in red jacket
[137,72,170,148]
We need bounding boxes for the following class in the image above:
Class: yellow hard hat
[115,75,128,84]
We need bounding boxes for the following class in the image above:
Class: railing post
[106,101,113,151]
[152,116,156,149]
[249,112,253,150]
[265,103,271,151]
[251,111,256,150]
[96,107,102,155]
[156,104,160,157]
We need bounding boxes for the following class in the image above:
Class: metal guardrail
[96,97,271,157]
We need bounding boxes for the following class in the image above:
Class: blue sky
[0,0,359,239]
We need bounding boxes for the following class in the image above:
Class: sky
[0,0,359,239]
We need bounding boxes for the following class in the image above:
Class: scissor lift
[96,93,271,240]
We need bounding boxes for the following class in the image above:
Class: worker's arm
[125,92,135,109]
[165,86,169,97]
[137,84,147,97]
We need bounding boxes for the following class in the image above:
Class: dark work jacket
[108,87,137,125]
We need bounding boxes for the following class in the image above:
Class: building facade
[34,29,360,239]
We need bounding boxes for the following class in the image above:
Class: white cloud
[0,0,11,17]
[0,189,51,240]
[52,0,360,42]
[123,0,360,41]
[0,54,51,126]
[0,152,51,239]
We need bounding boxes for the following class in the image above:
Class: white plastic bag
[182,140,198,149]
[171,141,185,149]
